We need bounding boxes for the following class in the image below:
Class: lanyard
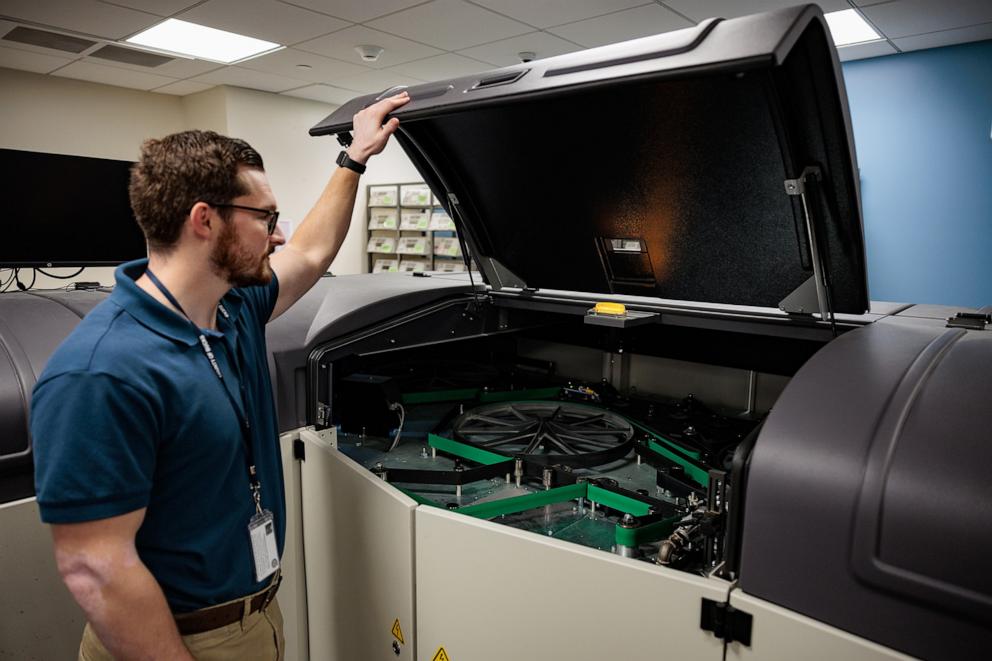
[145,269,263,514]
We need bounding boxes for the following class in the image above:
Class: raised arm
[269,92,410,321]
[52,509,194,660]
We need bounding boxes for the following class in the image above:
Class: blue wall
[841,39,992,307]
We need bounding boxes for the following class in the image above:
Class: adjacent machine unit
[2,4,990,660]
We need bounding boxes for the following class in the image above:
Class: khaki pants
[78,595,285,661]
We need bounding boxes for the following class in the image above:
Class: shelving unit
[366,182,467,274]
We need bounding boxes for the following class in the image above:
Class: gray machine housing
[3,4,991,660]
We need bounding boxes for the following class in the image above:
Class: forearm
[61,555,192,660]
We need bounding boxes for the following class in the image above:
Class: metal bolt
[420,446,429,458]
[542,467,553,491]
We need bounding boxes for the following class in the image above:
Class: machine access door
[725,590,913,661]
[297,429,417,660]
[415,506,728,660]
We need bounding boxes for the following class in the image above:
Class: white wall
[0,67,422,286]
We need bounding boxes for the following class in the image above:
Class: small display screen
[1,148,147,266]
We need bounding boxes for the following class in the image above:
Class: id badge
[248,509,280,582]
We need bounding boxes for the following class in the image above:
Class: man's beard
[210,219,273,288]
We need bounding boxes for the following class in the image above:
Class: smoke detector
[518,51,536,63]
[355,44,384,62]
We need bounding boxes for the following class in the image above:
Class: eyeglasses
[207,202,279,235]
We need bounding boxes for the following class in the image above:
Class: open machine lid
[312,4,869,315]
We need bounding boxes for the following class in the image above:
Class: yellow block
[593,301,626,316]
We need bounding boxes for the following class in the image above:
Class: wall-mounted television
[1,148,147,267]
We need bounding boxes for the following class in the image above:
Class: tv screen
[1,148,147,267]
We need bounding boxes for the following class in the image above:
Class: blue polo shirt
[31,259,285,613]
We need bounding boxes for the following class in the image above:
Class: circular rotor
[452,401,635,467]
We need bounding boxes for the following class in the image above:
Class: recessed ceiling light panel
[824,9,882,47]
[126,19,282,64]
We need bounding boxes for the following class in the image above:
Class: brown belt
[174,575,281,636]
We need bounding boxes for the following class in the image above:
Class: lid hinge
[316,402,331,428]
[780,166,836,333]
[700,597,752,646]
[946,312,991,330]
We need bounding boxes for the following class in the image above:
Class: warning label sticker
[432,646,450,661]
[391,619,405,645]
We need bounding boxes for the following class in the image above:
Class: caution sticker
[391,619,405,645]
[432,646,450,661]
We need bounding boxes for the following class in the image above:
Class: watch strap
[336,150,366,174]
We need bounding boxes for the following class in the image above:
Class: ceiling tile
[177,0,350,46]
[457,30,582,66]
[662,0,850,23]
[548,4,693,48]
[52,59,180,90]
[296,25,443,69]
[96,0,202,16]
[469,0,648,29]
[367,0,532,51]
[387,52,488,80]
[892,21,992,51]
[860,0,992,39]
[332,68,426,93]
[281,83,358,105]
[837,39,897,61]
[238,47,368,84]
[0,43,75,73]
[190,64,312,92]
[152,79,215,95]
[280,0,428,23]
[80,49,223,77]
[0,0,161,40]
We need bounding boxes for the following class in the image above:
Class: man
[29,91,410,660]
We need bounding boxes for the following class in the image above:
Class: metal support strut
[780,166,836,333]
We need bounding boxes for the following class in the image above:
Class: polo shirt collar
[113,258,245,347]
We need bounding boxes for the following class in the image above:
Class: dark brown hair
[129,130,264,252]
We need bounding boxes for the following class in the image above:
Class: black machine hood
[312,4,869,315]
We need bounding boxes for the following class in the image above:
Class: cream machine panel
[415,506,729,660]
[297,428,417,661]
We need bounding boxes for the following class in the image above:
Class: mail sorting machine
[2,4,991,661]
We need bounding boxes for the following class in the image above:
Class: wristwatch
[336,150,366,174]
